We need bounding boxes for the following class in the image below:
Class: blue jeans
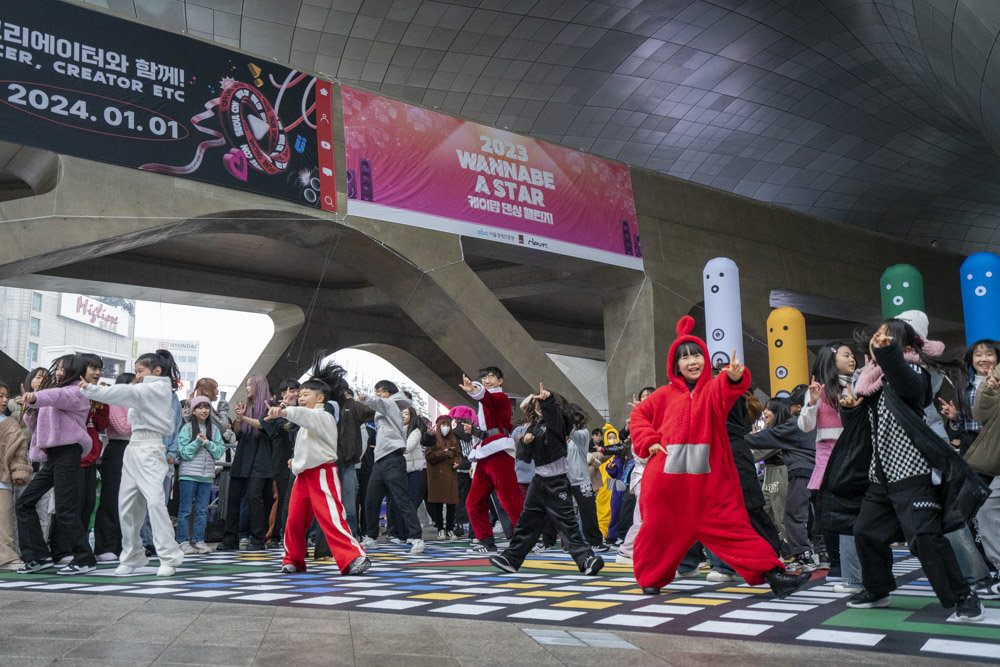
[946,524,990,585]
[841,534,862,586]
[707,548,735,575]
[338,464,358,536]
[176,479,212,544]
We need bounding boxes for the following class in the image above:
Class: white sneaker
[56,555,73,565]
[114,558,149,576]
[96,552,118,562]
[706,570,736,583]
[676,567,701,578]
[180,542,198,555]
[360,536,378,549]
[194,542,213,554]
[834,583,863,594]
[388,537,404,545]
[408,538,426,554]
[156,564,176,577]
[614,550,633,565]
[437,530,448,540]
[280,563,298,574]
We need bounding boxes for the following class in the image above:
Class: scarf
[854,349,923,397]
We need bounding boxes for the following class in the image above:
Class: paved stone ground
[0,540,995,665]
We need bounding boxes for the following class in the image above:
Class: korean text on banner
[341,87,640,268]
[0,0,335,210]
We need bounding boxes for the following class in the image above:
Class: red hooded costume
[629,316,783,588]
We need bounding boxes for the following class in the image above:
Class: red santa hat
[667,315,711,386]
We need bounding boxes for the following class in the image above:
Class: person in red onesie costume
[629,316,811,598]
[459,366,524,553]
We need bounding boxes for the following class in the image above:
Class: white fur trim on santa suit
[468,436,515,461]
[465,381,515,460]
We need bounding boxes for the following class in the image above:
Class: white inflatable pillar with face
[703,257,744,372]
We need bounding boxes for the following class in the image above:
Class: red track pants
[283,461,365,574]
[466,453,524,540]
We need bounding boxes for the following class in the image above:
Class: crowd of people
[0,307,996,627]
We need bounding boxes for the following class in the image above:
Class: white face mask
[439,426,451,436]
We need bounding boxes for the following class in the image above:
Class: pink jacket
[107,404,131,441]
[24,385,92,463]
[799,398,844,490]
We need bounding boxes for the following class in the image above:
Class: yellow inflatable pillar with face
[767,307,808,397]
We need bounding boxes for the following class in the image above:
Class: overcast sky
[133,301,435,411]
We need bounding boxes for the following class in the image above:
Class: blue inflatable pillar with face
[961,252,1000,346]
[702,257,744,372]
[767,307,808,398]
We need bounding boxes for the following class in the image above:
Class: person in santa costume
[459,366,524,553]
[629,316,811,597]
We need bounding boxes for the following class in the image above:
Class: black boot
[765,567,811,599]
[641,587,661,595]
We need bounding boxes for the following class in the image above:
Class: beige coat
[0,417,31,486]
[968,380,1000,476]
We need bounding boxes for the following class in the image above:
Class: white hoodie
[284,404,338,476]
[81,375,174,437]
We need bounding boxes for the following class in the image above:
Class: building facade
[0,287,135,378]
[134,337,200,395]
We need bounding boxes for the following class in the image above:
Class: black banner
[0,0,336,210]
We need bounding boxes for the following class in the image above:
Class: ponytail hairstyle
[136,349,181,389]
[569,403,590,430]
[240,373,271,435]
[811,343,848,408]
[305,354,348,406]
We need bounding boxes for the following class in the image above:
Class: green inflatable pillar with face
[880,264,925,319]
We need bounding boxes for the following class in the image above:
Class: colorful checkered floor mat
[2,541,999,661]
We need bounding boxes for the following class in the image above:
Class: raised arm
[629,389,661,459]
[872,338,928,404]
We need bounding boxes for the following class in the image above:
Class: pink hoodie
[24,385,92,463]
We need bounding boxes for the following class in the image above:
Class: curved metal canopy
[79,0,1000,253]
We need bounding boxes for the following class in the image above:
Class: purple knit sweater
[24,385,92,463]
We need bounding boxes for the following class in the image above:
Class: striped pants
[283,461,365,574]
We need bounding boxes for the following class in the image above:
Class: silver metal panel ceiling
[83,0,1000,253]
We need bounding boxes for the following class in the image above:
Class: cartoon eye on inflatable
[893,295,904,305]
[775,366,788,379]
[976,286,987,297]
[712,328,725,341]
[712,351,730,367]
[774,339,783,348]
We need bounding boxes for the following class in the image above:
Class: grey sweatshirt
[359,392,412,462]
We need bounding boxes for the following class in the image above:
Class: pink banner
[342,87,641,268]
